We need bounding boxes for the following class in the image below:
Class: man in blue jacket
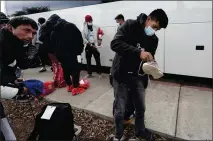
[110,9,168,140]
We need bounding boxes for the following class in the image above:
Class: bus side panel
[165,22,212,78]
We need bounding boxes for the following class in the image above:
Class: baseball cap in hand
[142,61,164,79]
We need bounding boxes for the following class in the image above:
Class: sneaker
[66,85,74,92]
[85,74,92,78]
[39,67,46,73]
[135,137,144,141]
[98,74,103,79]
[108,134,125,141]
[71,87,85,96]
[140,129,155,141]
[142,61,163,79]
[124,114,135,126]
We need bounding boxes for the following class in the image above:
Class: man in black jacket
[0,16,37,98]
[40,14,84,95]
[110,9,168,140]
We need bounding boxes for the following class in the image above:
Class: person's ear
[7,24,13,32]
[147,16,151,21]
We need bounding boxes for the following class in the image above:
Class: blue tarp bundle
[23,79,44,97]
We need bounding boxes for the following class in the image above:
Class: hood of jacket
[39,14,61,42]
[46,14,67,32]
[53,18,67,32]
[47,14,61,26]
[136,13,148,28]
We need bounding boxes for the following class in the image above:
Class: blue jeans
[111,74,135,120]
[113,76,146,139]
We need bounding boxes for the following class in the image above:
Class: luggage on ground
[41,81,56,97]
[28,102,75,140]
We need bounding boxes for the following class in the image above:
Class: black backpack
[28,102,75,140]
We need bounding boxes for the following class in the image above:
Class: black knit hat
[0,12,9,23]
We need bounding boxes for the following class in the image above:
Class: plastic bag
[41,81,56,97]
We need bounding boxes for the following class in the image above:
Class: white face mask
[87,22,93,26]
[144,26,155,36]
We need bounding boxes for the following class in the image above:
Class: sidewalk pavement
[24,68,212,140]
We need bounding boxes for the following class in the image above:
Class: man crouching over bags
[0,16,38,100]
[0,15,38,140]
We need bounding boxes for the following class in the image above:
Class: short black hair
[115,14,124,21]
[8,16,38,30]
[149,9,168,28]
[38,17,46,24]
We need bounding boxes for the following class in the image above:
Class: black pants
[85,44,101,75]
[38,44,50,67]
[60,63,80,88]
[58,53,81,88]
[113,76,146,139]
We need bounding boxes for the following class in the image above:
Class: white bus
[2,1,212,79]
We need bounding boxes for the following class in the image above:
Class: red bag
[41,81,56,97]
[79,79,90,89]
[97,28,104,46]
[55,64,66,88]
[48,53,66,88]
[97,28,104,39]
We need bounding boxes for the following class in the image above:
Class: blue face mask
[144,26,155,36]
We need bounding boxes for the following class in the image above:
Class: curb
[44,98,186,141]
[79,107,185,141]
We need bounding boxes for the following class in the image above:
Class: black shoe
[107,134,124,141]
[39,67,46,73]
[138,128,155,141]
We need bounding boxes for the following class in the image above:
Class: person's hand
[17,78,23,82]
[88,43,96,48]
[14,78,24,86]
[140,51,154,62]
[22,87,28,95]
